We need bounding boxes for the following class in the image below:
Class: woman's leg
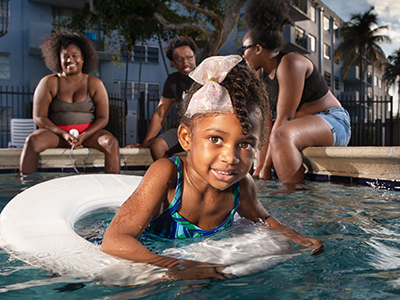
[20,129,68,175]
[83,130,120,173]
[269,115,334,183]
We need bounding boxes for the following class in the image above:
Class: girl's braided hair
[178,63,270,148]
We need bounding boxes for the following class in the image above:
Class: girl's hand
[290,235,324,256]
[166,263,231,281]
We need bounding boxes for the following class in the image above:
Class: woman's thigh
[272,115,334,150]
[28,129,69,150]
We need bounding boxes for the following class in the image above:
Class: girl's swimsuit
[48,75,96,133]
[146,156,240,239]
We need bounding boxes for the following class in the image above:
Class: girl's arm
[237,174,324,255]
[102,158,227,280]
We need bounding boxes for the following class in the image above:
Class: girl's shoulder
[238,173,257,199]
[143,158,179,188]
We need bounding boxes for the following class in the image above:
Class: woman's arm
[73,76,109,146]
[257,54,313,180]
[33,75,73,142]
[237,174,324,255]
[273,54,312,128]
[254,117,273,179]
[126,97,175,148]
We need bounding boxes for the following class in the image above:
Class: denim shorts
[315,107,351,146]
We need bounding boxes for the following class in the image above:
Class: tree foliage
[334,6,390,80]
[56,0,247,64]
[383,49,400,115]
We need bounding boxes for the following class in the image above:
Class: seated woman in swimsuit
[102,55,323,281]
[242,0,351,184]
[19,30,120,175]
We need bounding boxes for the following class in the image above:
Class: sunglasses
[241,44,266,54]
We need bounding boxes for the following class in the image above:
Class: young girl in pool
[102,55,323,281]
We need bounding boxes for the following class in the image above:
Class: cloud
[368,0,400,23]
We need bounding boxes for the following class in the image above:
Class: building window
[295,27,306,48]
[0,53,10,80]
[324,16,330,31]
[147,46,159,64]
[374,76,378,86]
[114,81,160,102]
[310,5,316,23]
[309,34,316,52]
[324,71,331,87]
[333,22,339,38]
[334,76,340,90]
[378,78,382,89]
[323,44,331,59]
[367,71,372,84]
[121,45,160,64]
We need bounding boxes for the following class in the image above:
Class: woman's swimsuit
[146,156,240,239]
[48,75,95,133]
[263,52,330,112]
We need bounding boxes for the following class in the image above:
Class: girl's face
[180,111,262,191]
[60,44,84,75]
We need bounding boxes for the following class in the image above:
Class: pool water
[1,172,400,299]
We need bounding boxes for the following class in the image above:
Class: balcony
[283,27,310,55]
[288,0,310,22]
[343,65,360,83]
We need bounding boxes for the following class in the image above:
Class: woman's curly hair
[40,30,98,74]
[165,36,198,61]
[178,63,270,148]
[243,0,292,51]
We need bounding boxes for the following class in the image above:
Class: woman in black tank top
[19,31,120,175]
[241,0,350,185]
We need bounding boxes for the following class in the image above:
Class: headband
[184,55,242,118]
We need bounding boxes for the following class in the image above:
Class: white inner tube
[0,174,297,286]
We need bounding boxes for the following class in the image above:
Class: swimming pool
[1,172,400,299]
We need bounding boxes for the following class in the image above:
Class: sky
[322,0,400,56]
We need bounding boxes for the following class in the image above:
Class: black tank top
[48,75,96,126]
[263,52,329,112]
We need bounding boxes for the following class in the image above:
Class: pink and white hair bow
[184,55,242,118]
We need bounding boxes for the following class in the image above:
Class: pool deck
[1,147,399,187]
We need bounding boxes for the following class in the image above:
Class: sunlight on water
[0,173,400,299]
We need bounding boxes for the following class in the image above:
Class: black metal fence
[0,86,127,148]
[1,87,399,148]
[136,92,178,143]
[340,95,400,146]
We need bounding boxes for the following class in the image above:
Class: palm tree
[334,6,391,98]
[383,49,400,116]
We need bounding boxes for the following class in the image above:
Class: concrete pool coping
[0,147,399,188]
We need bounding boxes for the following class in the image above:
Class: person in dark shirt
[125,36,197,160]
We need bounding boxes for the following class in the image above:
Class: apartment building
[0,0,390,145]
